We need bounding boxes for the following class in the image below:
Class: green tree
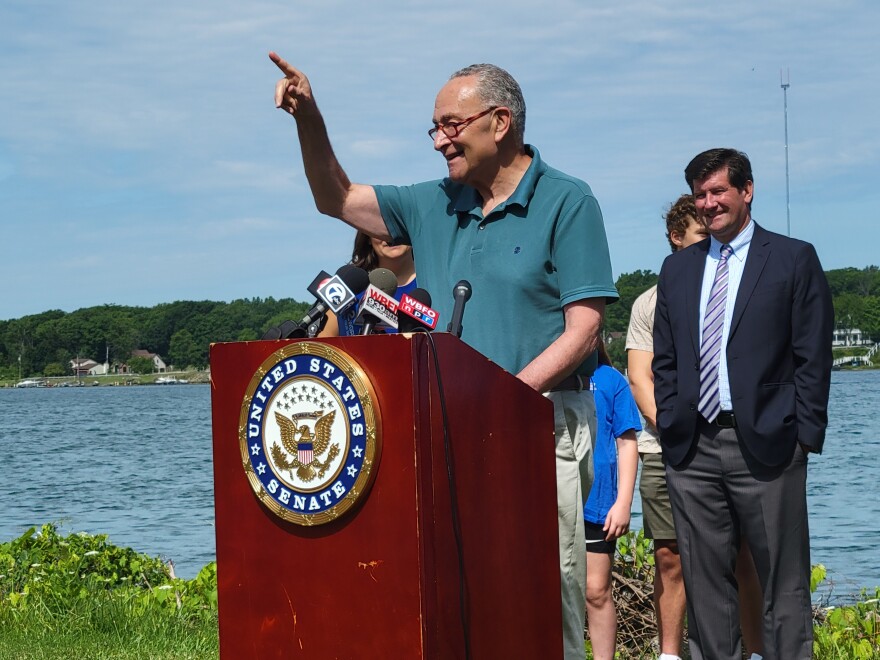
[128,356,154,374]
[826,265,880,297]
[4,311,65,377]
[860,296,880,342]
[604,270,658,337]
[834,293,866,338]
[237,328,259,342]
[168,329,203,369]
[104,311,139,363]
[43,362,66,377]
[53,348,73,368]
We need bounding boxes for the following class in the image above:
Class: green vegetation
[585,532,879,659]
[1,526,877,658]
[0,298,310,380]
[833,347,872,358]
[1,266,877,382]
[814,594,880,658]
[829,267,880,341]
[0,524,217,660]
[601,266,880,369]
[602,269,659,367]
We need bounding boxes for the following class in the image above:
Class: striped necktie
[698,244,733,422]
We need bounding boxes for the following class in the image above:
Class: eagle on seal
[272,410,339,482]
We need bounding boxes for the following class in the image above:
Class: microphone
[299,264,369,330]
[355,268,400,335]
[305,264,370,337]
[446,280,472,338]
[367,267,398,295]
[397,288,439,333]
[261,265,369,339]
[317,265,370,314]
[306,269,333,298]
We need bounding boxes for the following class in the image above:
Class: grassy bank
[0,525,217,660]
[1,526,876,659]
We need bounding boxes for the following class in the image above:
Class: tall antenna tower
[781,68,791,237]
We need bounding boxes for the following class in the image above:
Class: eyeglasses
[428,106,498,140]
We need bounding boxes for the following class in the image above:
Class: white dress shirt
[698,220,754,412]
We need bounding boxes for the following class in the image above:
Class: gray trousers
[666,422,813,660]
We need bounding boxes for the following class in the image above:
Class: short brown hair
[664,194,697,253]
[684,148,753,192]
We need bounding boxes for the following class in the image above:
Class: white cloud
[1,0,878,318]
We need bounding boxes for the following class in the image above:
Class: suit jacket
[653,223,833,467]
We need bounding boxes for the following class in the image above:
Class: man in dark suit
[653,148,833,660]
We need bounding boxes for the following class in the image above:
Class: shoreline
[5,360,878,389]
[2,370,211,388]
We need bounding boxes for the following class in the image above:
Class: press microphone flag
[306,270,333,298]
[397,289,439,332]
[297,265,369,335]
[356,285,400,334]
[315,275,355,313]
[356,268,400,335]
[316,265,369,314]
[261,265,369,340]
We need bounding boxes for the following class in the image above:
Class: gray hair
[450,63,526,147]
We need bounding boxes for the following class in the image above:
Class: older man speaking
[270,52,618,658]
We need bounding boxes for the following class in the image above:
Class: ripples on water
[807,370,880,599]
[1,372,878,594]
[0,385,214,579]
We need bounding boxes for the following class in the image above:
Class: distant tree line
[826,266,880,345]
[600,266,880,368]
[2,267,877,380]
[0,299,310,379]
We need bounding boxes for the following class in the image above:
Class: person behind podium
[626,194,764,660]
[653,148,833,659]
[582,340,639,660]
[319,230,417,336]
[270,52,618,658]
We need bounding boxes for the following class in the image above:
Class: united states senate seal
[239,342,381,525]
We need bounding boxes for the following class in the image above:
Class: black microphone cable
[418,331,472,660]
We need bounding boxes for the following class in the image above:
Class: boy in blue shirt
[584,342,640,660]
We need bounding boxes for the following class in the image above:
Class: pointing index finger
[269,51,298,77]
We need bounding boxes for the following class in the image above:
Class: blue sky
[2,0,878,320]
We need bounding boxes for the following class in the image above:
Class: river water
[1,372,878,598]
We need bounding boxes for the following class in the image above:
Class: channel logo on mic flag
[316,274,356,313]
[399,293,438,330]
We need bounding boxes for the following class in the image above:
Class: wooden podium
[210,333,563,659]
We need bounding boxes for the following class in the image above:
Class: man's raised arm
[270,52,390,240]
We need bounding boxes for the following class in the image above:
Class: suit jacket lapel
[730,223,771,340]
[685,240,709,358]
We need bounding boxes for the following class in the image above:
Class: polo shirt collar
[452,145,545,216]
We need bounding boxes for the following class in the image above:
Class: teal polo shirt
[374,145,618,377]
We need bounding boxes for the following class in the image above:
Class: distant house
[832,328,871,347]
[116,350,168,374]
[70,358,109,376]
[133,349,167,372]
[605,331,626,344]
